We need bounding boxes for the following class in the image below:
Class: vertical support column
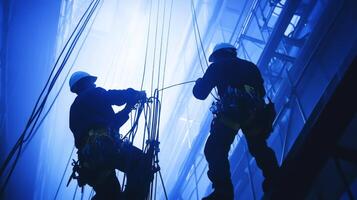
[257,0,300,69]
[0,0,10,137]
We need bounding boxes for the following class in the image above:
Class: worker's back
[70,87,115,148]
[193,57,265,100]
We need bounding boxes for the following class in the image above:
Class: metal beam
[273,52,295,63]
[241,34,266,45]
[257,0,300,69]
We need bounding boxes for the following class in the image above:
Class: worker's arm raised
[192,65,217,100]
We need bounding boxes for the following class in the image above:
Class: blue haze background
[1,0,357,199]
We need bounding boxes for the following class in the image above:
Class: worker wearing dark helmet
[68,71,152,200]
[193,43,279,199]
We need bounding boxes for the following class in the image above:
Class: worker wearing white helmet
[68,71,152,200]
[208,43,237,62]
[193,43,279,199]
[69,71,97,93]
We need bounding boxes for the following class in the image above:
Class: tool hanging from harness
[67,158,97,190]
[66,102,143,190]
[66,129,160,198]
[210,85,276,132]
[66,127,123,192]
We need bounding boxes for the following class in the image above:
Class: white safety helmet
[209,43,236,62]
[69,71,97,92]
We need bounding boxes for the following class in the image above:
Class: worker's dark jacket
[70,87,136,149]
[193,58,278,192]
[193,57,265,102]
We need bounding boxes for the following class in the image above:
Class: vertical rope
[54,146,75,200]
[156,0,167,90]
[140,0,154,91]
[191,2,205,74]
[159,0,174,103]
[150,0,161,96]
[191,0,209,67]
[72,184,79,200]
[190,0,218,100]
[0,0,102,195]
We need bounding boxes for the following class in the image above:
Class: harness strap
[217,114,241,131]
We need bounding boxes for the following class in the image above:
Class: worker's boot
[262,166,280,194]
[262,178,272,193]
[202,189,233,200]
[202,182,234,200]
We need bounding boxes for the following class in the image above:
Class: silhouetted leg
[244,131,279,192]
[204,119,236,199]
[80,134,123,200]
[115,143,153,200]
[92,171,122,200]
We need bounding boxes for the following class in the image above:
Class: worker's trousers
[204,118,279,196]
[79,129,153,200]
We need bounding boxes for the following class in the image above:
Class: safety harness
[67,128,120,189]
[67,128,159,198]
[211,85,276,132]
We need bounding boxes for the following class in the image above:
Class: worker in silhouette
[193,43,279,199]
[68,71,152,200]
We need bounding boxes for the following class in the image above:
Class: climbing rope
[0,0,102,196]
[159,0,174,103]
[53,146,75,200]
[140,0,154,91]
[190,0,219,100]
[1,0,217,198]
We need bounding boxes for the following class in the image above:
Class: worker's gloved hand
[195,78,203,85]
[137,91,147,102]
[126,88,147,105]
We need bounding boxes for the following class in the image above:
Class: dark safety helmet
[69,71,97,93]
[209,43,237,62]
